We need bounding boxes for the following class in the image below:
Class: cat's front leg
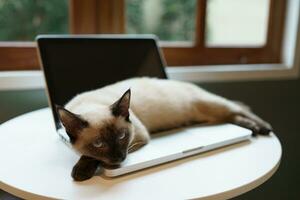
[128,130,150,153]
[128,132,150,153]
[128,115,150,153]
[71,155,100,181]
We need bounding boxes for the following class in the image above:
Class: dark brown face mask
[83,123,131,166]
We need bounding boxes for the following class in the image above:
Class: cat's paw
[254,123,273,136]
[71,156,100,181]
[71,165,95,181]
[231,114,272,136]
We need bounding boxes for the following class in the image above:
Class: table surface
[0,108,282,200]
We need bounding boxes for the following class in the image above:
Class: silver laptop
[103,124,251,177]
[37,35,252,177]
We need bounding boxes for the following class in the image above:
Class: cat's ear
[111,89,131,120]
[56,105,88,143]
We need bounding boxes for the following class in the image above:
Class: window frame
[0,0,287,70]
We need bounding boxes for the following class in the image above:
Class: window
[0,0,287,71]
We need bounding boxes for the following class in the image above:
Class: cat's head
[57,89,133,166]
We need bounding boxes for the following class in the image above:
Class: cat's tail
[229,110,273,136]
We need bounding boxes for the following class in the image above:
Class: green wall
[0,78,299,199]
[0,89,48,123]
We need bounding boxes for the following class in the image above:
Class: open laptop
[37,35,252,177]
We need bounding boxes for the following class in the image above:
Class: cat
[57,77,272,181]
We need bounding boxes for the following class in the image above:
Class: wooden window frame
[164,0,287,66]
[0,0,286,70]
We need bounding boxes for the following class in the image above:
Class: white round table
[0,108,281,200]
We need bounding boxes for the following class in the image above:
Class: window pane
[0,0,68,41]
[126,0,197,42]
[206,0,270,46]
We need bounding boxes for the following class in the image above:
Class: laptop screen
[37,35,167,129]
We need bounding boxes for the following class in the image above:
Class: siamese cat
[57,77,272,181]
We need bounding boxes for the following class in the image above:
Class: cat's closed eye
[93,140,103,148]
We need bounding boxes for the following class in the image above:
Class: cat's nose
[110,157,124,163]
[111,152,126,163]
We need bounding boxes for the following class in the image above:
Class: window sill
[167,63,300,83]
[0,63,299,91]
[0,71,43,90]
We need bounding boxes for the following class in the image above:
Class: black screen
[37,35,167,129]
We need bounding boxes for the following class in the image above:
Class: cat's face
[57,89,133,166]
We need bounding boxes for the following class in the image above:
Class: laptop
[37,35,252,177]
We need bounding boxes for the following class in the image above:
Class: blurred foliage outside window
[0,0,68,41]
[126,0,197,42]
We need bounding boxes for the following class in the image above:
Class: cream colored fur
[65,77,246,148]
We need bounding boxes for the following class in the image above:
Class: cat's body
[57,77,272,181]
